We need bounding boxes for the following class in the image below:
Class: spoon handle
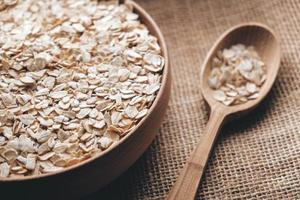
[167,108,227,200]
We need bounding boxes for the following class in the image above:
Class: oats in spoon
[208,44,266,106]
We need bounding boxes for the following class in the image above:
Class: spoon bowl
[167,23,280,200]
[201,22,280,116]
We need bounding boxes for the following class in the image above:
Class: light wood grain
[167,108,226,200]
[167,22,280,200]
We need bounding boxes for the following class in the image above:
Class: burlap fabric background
[87,0,300,199]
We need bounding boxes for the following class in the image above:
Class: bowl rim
[0,0,169,182]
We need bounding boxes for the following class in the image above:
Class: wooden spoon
[167,22,280,200]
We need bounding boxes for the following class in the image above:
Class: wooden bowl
[0,1,170,199]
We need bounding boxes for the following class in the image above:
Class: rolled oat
[0,0,164,177]
[208,44,266,106]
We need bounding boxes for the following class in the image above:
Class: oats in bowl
[0,0,165,177]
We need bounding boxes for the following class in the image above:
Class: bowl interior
[0,0,169,182]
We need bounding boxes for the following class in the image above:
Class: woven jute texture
[87,0,300,199]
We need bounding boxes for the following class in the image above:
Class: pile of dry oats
[208,44,266,106]
[0,0,165,177]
